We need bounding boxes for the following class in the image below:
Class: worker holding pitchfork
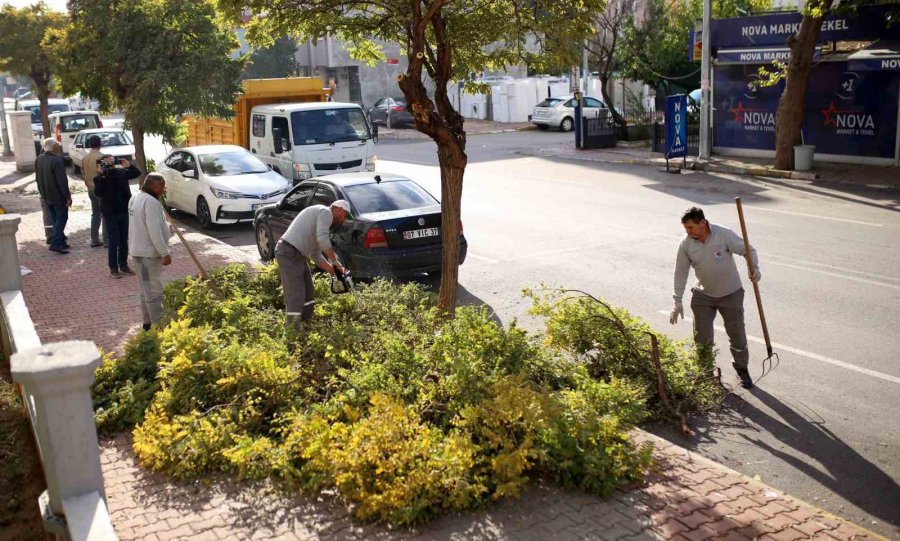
[669,206,761,389]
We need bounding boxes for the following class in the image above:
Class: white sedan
[530,95,613,131]
[70,128,136,176]
[157,145,292,229]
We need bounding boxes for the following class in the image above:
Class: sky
[3,0,68,11]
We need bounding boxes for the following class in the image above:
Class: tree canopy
[219,0,605,313]
[50,0,245,173]
[0,2,66,135]
[242,36,299,80]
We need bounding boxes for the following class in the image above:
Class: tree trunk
[599,75,626,135]
[436,141,466,314]
[773,14,824,170]
[131,121,147,184]
[37,90,50,140]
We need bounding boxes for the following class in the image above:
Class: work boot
[733,363,754,389]
[110,269,122,278]
[119,266,136,276]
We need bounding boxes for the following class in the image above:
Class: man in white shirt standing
[669,207,761,389]
[128,173,172,330]
[275,200,351,329]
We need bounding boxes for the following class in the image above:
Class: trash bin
[794,145,815,171]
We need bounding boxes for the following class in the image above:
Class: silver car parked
[530,95,611,132]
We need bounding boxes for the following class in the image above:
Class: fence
[0,214,117,541]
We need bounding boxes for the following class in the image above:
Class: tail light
[364,226,388,249]
[391,106,405,112]
[55,124,61,142]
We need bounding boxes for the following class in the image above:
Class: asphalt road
[159,129,900,537]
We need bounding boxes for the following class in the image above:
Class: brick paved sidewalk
[1,159,883,541]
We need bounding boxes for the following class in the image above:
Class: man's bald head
[142,172,166,198]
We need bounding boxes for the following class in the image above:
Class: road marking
[763,259,900,290]
[656,311,900,386]
[743,205,884,227]
[467,252,499,264]
[763,253,900,283]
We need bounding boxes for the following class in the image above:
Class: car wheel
[536,124,549,131]
[560,117,574,132]
[196,197,214,229]
[255,221,275,261]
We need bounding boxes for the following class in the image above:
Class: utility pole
[0,76,12,157]
[699,0,712,159]
[582,42,590,96]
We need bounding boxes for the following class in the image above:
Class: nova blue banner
[714,61,899,159]
[713,65,783,151]
[710,5,900,49]
[802,62,899,159]
[665,95,688,159]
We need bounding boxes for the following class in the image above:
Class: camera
[97,157,116,175]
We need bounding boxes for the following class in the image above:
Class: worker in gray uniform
[275,200,352,328]
[669,207,761,389]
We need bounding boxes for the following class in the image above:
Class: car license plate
[402,227,439,240]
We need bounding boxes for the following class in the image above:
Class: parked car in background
[253,172,467,279]
[48,110,102,162]
[16,97,70,142]
[367,97,414,129]
[157,145,291,229]
[530,95,611,131]
[70,128,135,176]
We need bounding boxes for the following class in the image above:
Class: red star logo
[821,101,847,126]
[729,101,764,122]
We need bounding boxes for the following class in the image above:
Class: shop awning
[716,46,820,65]
[847,40,900,71]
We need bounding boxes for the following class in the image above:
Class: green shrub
[93,264,708,525]
[525,288,723,419]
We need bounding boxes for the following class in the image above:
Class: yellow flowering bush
[94,264,684,525]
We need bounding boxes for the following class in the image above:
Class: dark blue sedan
[253,172,467,278]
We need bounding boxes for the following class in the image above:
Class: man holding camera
[93,154,141,277]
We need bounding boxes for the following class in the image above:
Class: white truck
[185,77,377,184]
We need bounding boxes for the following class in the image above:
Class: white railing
[0,214,117,541]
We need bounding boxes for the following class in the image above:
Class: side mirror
[372,123,379,143]
[182,169,196,179]
[281,138,292,151]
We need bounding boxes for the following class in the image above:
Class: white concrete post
[9,110,36,173]
[0,214,22,293]
[11,341,106,518]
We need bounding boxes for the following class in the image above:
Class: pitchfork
[735,197,779,382]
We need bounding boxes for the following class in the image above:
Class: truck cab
[248,102,377,184]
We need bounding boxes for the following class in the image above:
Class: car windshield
[26,104,69,123]
[536,98,564,108]
[61,115,99,132]
[291,108,372,145]
[198,151,268,176]
[93,131,133,147]
[343,180,437,214]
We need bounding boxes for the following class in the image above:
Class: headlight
[366,155,377,172]
[292,162,311,180]
[210,186,242,200]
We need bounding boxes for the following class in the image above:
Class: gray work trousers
[274,239,315,329]
[87,189,106,244]
[690,288,749,369]
[134,256,164,326]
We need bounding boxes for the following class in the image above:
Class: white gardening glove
[669,300,684,325]
[750,267,762,283]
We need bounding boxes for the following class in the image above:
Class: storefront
[709,5,900,166]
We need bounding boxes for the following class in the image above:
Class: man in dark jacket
[35,138,72,254]
[93,155,141,277]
